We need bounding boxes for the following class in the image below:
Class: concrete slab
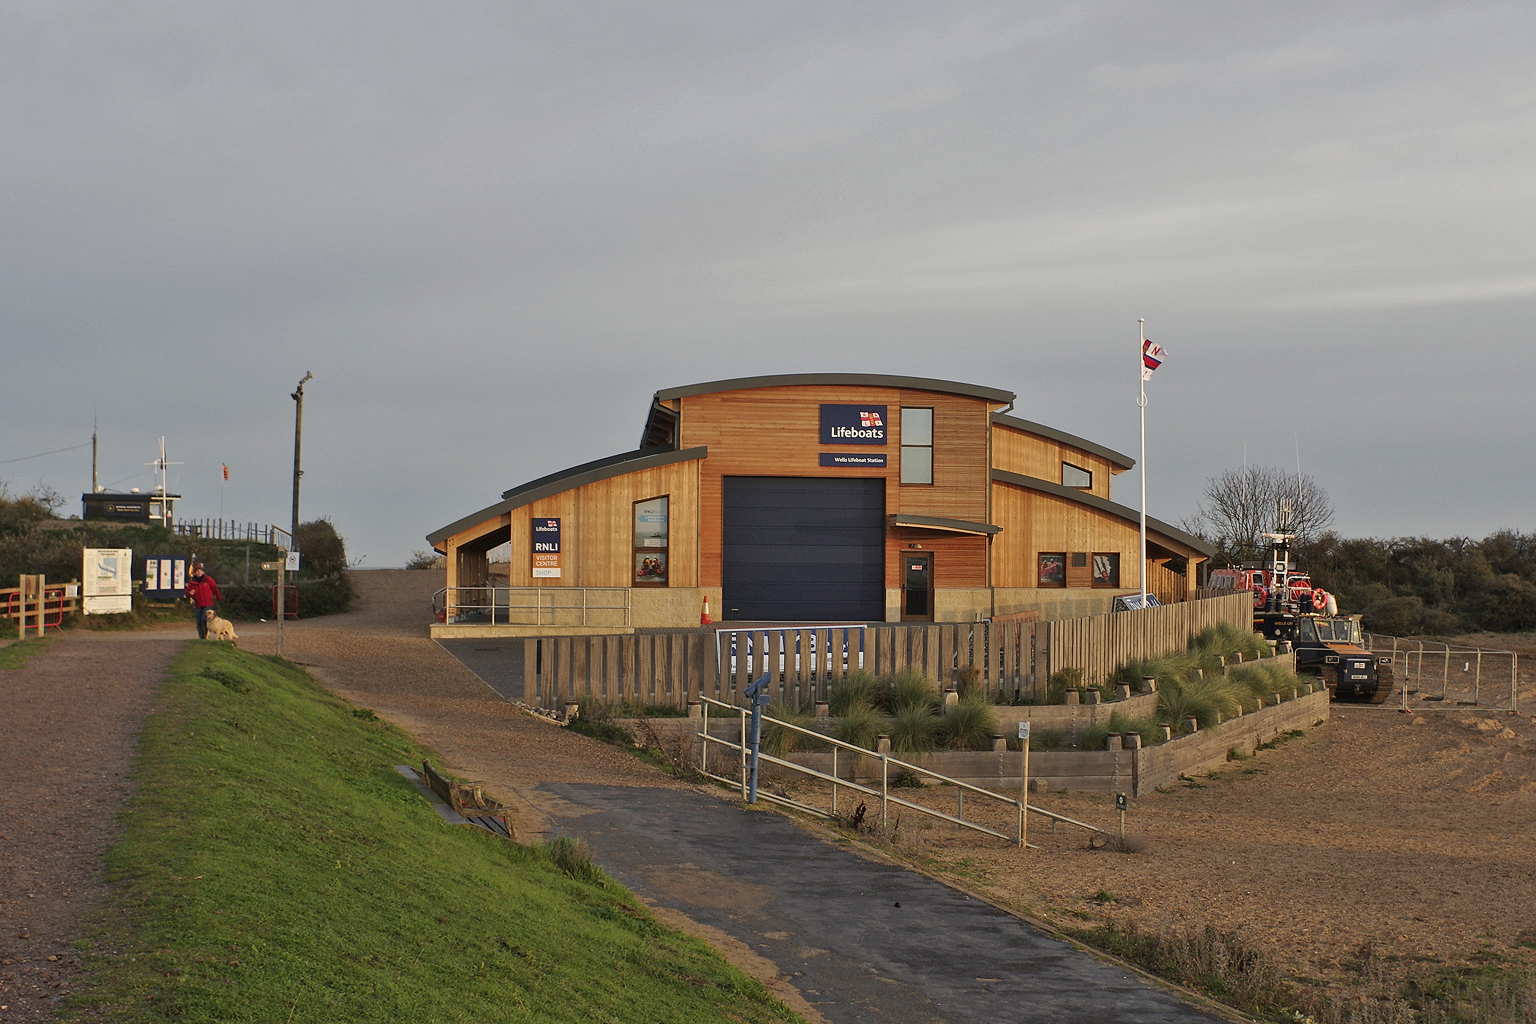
[438,637,525,701]
[541,782,1223,1024]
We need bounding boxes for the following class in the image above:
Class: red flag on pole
[222,465,229,481]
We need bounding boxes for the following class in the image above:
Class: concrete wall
[615,682,1329,798]
[992,691,1160,734]
[993,588,1119,621]
[1029,686,1331,795]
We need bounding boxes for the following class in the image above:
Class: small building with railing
[426,374,1213,636]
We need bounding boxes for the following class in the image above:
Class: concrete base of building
[430,623,636,639]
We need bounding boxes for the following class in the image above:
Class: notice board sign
[819,452,887,467]
[82,548,133,614]
[532,518,562,578]
[819,405,887,445]
[143,555,187,600]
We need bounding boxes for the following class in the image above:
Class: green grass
[935,699,997,751]
[826,669,880,716]
[0,635,53,668]
[65,643,802,1024]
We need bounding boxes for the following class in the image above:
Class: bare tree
[1184,465,1335,563]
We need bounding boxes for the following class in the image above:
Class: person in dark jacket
[184,562,222,639]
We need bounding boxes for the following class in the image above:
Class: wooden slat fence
[520,592,1254,710]
[1041,592,1252,686]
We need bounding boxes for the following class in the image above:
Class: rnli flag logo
[860,411,883,428]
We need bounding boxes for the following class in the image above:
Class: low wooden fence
[3,577,80,636]
[521,592,1253,710]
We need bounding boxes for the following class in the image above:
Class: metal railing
[172,520,292,547]
[695,696,1108,848]
[433,586,631,627]
[1364,633,1519,712]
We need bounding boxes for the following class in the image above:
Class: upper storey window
[900,408,933,485]
[1062,462,1092,489]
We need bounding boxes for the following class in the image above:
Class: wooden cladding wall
[522,593,1252,708]
[1144,558,1192,604]
[459,460,701,588]
[990,425,1118,499]
[991,482,1147,589]
[678,385,998,588]
[890,528,988,588]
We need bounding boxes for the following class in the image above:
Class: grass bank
[65,643,802,1024]
[0,635,53,668]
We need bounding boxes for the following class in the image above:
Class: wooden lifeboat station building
[426,374,1213,636]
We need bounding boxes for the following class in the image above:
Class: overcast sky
[4,2,1532,566]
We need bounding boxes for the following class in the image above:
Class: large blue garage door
[722,477,886,621]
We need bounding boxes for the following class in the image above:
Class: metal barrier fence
[1364,633,1519,712]
[3,577,78,636]
[694,696,1108,848]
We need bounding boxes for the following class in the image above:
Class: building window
[1062,462,1092,489]
[900,407,933,485]
[1092,553,1120,588]
[633,495,668,586]
[1038,552,1066,588]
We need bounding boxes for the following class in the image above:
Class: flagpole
[1138,319,1148,605]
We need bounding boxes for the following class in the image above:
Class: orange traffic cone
[701,595,712,625]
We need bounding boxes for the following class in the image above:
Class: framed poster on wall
[531,519,562,578]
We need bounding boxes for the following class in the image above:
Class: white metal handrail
[695,696,1109,847]
[433,586,631,627]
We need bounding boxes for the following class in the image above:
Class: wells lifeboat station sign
[531,518,562,578]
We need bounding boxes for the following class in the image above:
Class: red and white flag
[222,464,229,481]
[1141,339,1165,380]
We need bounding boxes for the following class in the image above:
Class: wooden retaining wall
[522,592,1254,709]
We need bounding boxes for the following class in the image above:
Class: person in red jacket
[184,562,222,639]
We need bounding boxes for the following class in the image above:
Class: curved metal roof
[426,446,708,547]
[991,413,1135,471]
[991,469,1215,556]
[654,373,1015,404]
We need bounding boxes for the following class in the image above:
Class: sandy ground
[798,638,1536,1003]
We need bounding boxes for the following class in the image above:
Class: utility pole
[290,371,313,547]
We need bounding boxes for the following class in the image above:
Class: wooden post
[1020,733,1029,848]
[522,638,539,706]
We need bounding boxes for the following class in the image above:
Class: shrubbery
[1294,529,1536,634]
[0,485,355,624]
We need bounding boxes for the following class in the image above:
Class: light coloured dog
[207,613,239,643]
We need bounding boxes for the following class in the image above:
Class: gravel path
[0,638,179,1023]
[230,570,690,842]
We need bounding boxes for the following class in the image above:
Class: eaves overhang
[889,513,1001,537]
[426,446,708,548]
[990,469,1215,557]
[654,373,1015,405]
[991,413,1135,471]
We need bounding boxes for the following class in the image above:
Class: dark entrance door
[722,477,886,621]
[902,553,933,621]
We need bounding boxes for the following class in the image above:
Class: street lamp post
[290,372,312,546]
